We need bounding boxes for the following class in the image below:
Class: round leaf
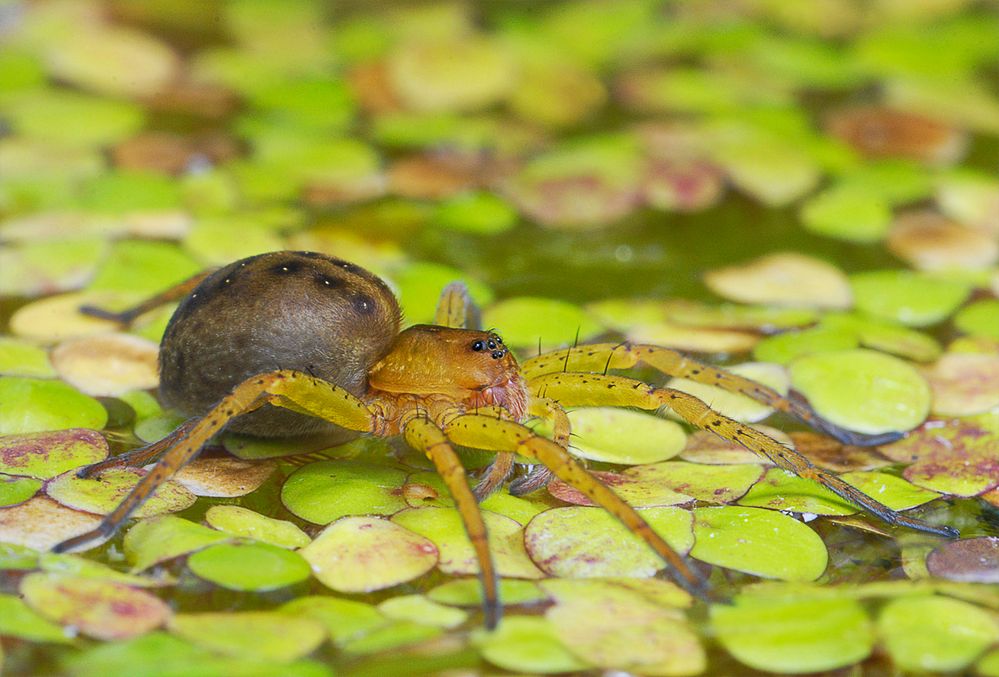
[188,542,311,591]
[204,505,310,549]
[0,377,107,435]
[281,460,407,524]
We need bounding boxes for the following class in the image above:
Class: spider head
[368,325,528,420]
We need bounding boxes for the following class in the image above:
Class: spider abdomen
[158,251,401,436]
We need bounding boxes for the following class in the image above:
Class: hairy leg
[404,416,499,629]
[80,269,214,325]
[76,418,199,478]
[521,343,901,446]
[52,370,378,553]
[443,413,712,599]
[530,372,958,539]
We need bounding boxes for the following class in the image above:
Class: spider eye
[491,350,504,359]
[472,340,485,351]
[487,339,497,350]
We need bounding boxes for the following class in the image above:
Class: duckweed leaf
[800,185,892,242]
[623,321,760,354]
[936,170,999,232]
[427,578,546,608]
[86,240,201,296]
[474,616,591,674]
[0,593,72,643]
[877,595,999,673]
[390,261,493,325]
[123,516,231,571]
[435,191,517,234]
[9,291,126,342]
[669,362,789,423]
[339,620,442,655]
[481,297,603,350]
[711,592,873,673]
[881,420,999,496]
[302,516,438,593]
[168,611,326,663]
[887,211,997,271]
[788,349,931,434]
[753,326,859,364]
[562,407,686,464]
[280,596,387,645]
[738,468,939,515]
[0,429,107,479]
[188,542,311,591]
[849,270,972,326]
[662,300,818,332]
[821,312,942,363]
[46,467,196,518]
[281,460,407,524]
[624,461,765,504]
[51,333,159,397]
[173,456,276,498]
[691,506,827,581]
[3,90,144,148]
[0,474,42,507]
[922,352,999,416]
[403,471,546,525]
[39,552,170,587]
[204,505,310,548]
[704,252,852,309]
[391,507,543,579]
[378,595,468,629]
[543,580,704,676]
[524,506,693,578]
[0,377,108,435]
[0,338,54,378]
[955,299,999,340]
[21,572,171,641]
[0,497,107,552]
[926,537,999,583]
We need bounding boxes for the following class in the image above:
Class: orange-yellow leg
[76,418,199,478]
[531,372,959,539]
[522,343,902,446]
[442,413,712,599]
[52,370,377,553]
[404,416,500,629]
[80,269,214,325]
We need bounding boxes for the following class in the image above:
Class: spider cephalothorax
[55,250,957,629]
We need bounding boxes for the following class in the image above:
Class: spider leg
[521,343,901,446]
[404,416,499,629]
[442,413,713,600]
[506,397,567,496]
[76,418,199,478]
[80,269,214,326]
[52,370,379,553]
[530,372,959,539]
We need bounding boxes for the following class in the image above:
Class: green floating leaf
[0,543,39,570]
[281,596,387,646]
[435,191,518,235]
[403,471,546,525]
[65,632,333,677]
[524,506,693,578]
[877,595,999,673]
[955,299,999,340]
[0,338,55,378]
[562,407,686,464]
[0,593,73,643]
[169,612,326,663]
[543,579,705,676]
[474,616,590,674]
[753,326,859,364]
[378,595,468,629]
[849,270,972,327]
[427,578,546,608]
[789,348,931,434]
[669,362,789,423]
[712,592,873,673]
[189,542,311,592]
[205,505,310,549]
[663,300,818,332]
[738,468,939,515]
[21,572,171,641]
[882,420,999,497]
[46,467,196,519]
[39,552,169,588]
[0,377,108,435]
[0,429,108,479]
[86,240,201,296]
[482,297,603,350]
[302,516,438,593]
[124,516,231,571]
[183,216,287,267]
[691,506,828,581]
[340,620,442,655]
[800,185,892,242]
[821,312,942,363]
[625,461,765,504]
[389,261,494,326]
[3,89,144,148]
[392,507,543,579]
[0,474,42,507]
[282,460,407,524]
[547,468,692,509]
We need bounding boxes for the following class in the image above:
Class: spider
[53,250,956,628]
